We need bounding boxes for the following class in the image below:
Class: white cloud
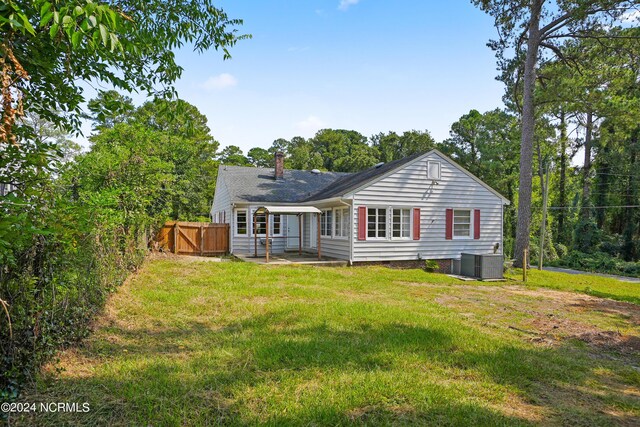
[338,0,360,11]
[621,9,640,23]
[296,115,326,135]
[202,73,238,90]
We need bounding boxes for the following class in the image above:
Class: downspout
[501,202,504,257]
[349,196,355,265]
[231,203,235,254]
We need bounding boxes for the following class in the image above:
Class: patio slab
[235,253,348,266]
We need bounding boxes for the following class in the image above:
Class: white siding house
[211,150,508,268]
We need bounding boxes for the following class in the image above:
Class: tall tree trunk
[581,111,593,221]
[514,0,542,268]
[557,111,568,243]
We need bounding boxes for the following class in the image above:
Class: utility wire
[547,205,640,210]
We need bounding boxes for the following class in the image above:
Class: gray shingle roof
[219,152,426,204]
[218,166,350,203]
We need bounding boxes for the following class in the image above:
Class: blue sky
[83,0,507,152]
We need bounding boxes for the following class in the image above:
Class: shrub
[554,243,568,259]
[424,260,440,272]
[550,250,640,278]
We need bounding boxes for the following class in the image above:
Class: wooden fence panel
[155,221,229,256]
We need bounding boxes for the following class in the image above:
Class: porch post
[298,213,302,256]
[317,212,321,260]
[253,212,257,258]
[265,213,270,263]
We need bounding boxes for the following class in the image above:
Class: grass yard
[14,257,640,426]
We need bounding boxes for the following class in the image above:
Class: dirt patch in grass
[433,284,640,358]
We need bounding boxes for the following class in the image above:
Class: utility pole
[539,162,551,270]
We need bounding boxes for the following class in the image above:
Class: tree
[310,129,378,172]
[1,0,248,142]
[371,130,435,163]
[248,147,272,167]
[87,90,135,130]
[474,0,640,266]
[218,145,250,166]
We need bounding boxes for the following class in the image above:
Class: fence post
[200,224,204,256]
[174,222,179,254]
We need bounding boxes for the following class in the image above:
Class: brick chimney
[274,152,285,180]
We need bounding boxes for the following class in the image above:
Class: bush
[424,259,440,272]
[0,194,153,405]
[554,243,568,259]
[550,250,640,278]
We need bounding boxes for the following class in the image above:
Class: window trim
[452,209,472,240]
[391,207,412,240]
[235,209,248,236]
[320,209,333,238]
[427,160,441,180]
[252,210,282,237]
[333,207,349,240]
[366,206,388,240]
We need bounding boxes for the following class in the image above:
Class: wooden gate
[156,221,229,256]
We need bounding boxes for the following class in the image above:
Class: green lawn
[16,258,640,426]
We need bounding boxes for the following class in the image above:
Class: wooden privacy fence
[156,221,229,256]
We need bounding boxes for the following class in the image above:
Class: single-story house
[211,149,509,271]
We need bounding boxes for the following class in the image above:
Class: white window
[427,161,441,180]
[254,212,281,236]
[235,209,248,235]
[392,208,411,239]
[320,209,333,237]
[367,207,387,238]
[453,209,471,238]
[334,208,349,239]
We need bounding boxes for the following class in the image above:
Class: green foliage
[247,147,272,167]
[370,130,436,163]
[1,0,248,135]
[217,145,250,166]
[1,0,241,392]
[424,259,439,272]
[549,251,640,278]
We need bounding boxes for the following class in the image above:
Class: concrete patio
[235,252,348,266]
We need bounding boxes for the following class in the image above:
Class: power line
[547,205,640,210]
[595,172,640,178]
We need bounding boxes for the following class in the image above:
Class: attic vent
[374,162,384,168]
[311,169,321,174]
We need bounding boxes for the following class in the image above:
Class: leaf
[20,14,35,35]
[62,15,73,28]
[72,31,82,49]
[40,2,52,18]
[88,15,97,28]
[49,22,59,38]
[40,11,54,27]
[109,33,119,52]
[99,23,108,46]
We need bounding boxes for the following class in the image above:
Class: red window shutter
[445,209,453,240]
[358,206,367,240]
[474,209,481,239]
[413,208,420,240]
